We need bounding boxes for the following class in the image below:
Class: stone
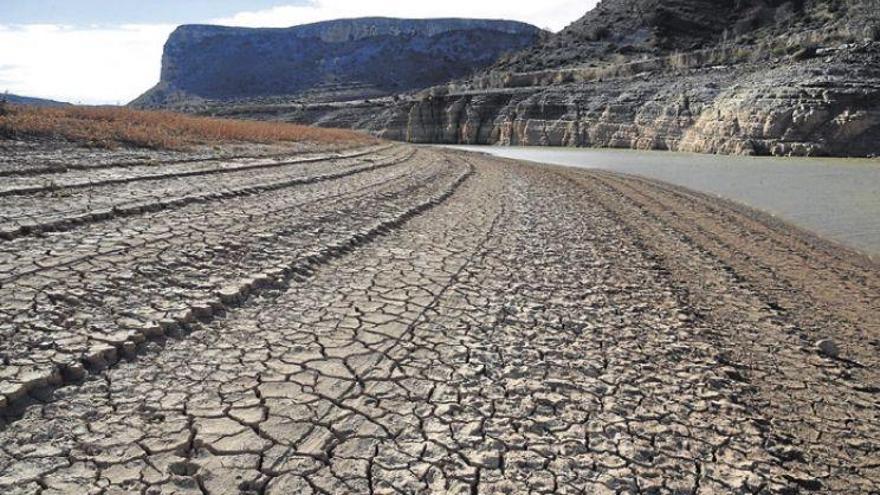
[61,362,87,381]
[816,339,840,358]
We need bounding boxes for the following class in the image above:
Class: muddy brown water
[446,145,880,258]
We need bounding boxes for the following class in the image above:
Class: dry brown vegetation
[0,104,374,149]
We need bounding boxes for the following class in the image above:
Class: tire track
[0,144,394,196]
[0,151,471,422]
[586,171,879,362]
[0,148,408,241]
[0,145,381,177]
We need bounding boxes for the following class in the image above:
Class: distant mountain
[132,17,544,108]
[3,93,71,107]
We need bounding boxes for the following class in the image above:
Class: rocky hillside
[188,0,880,157]
[495,0,861,71]
[132,18,543,108]
[394,0,880,156]
[3,93,71,107]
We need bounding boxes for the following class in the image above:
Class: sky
[0,0,595,105]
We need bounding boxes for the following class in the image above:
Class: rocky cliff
[395,42,880,157]
[189,0,880,157]
[390,0,880,156]
[138,1,880,157]
[132,18,544,108]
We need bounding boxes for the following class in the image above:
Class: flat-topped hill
[132,17,544,108]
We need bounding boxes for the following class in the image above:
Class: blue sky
[2,0,299,25]
[0,1,592,104]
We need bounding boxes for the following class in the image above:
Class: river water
[446,146,880,258]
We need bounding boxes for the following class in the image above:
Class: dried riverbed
[0,143,877,494]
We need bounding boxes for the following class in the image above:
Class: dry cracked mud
[0,143,877,494]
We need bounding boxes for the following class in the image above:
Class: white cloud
[0,23,174,104]
[0,1,595,105]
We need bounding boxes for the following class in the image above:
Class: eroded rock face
[393,43,880,156]
[132,18,543,107]
[337,0,879,157]
[319,0,880,156]
[137,1,880,157]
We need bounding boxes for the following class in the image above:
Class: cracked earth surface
[0,144,877,494]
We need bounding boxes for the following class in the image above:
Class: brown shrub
[0,105,375,149]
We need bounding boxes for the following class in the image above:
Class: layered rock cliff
[132,18,544,108]
[395,42,880,156]
[140,1,880,157]
[386,0,880,156]
[352,0,877,156]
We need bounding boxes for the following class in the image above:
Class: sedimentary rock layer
[392,0,880,156]
[0,144,877,493]
[402,46,880,156]
[268,40,878,157]
[201,1,880,157]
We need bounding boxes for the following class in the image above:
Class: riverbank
[0,145,877,493]
[448,145,880,259]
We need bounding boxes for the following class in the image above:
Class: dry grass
[0,104,374,149]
